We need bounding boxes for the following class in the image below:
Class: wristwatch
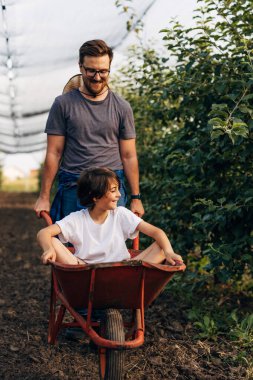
[131,194,141,200]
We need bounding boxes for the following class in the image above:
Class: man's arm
[34,135,65,217]
[119,138,144,216]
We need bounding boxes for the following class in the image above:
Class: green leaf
[241,254,252,262]
[204,315,210,327]
[244,94,253,100]
[208,118,226,127]
[232,126,249,137]
[211,130,224,139]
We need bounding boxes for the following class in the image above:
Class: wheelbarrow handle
[40,210,53,226]
[132,212,140,250]
[132,235,139,250]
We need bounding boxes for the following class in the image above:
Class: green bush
[115,0,253,283]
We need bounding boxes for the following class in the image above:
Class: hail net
[0,0,156,153]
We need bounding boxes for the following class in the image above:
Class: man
[34,39,144,220]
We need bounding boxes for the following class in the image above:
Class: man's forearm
[122,156,140,194]
[40,153,60,200]
[119,138,144,215]
[34,135,64,215]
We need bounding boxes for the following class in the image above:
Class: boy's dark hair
[77,167,120,207]
[79,39,113,65]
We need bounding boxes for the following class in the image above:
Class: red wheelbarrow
[41,211,186,380]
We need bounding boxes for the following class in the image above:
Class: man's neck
[79,84,109,101]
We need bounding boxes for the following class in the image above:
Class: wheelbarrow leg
[50,304,66,344]
[48,274,66,344]
[99,309,125,380]
[48,275,56,344]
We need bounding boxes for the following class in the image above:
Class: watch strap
[131,194,141,200]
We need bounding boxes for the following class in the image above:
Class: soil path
[0,192,246,379]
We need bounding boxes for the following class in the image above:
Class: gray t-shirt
[45,89,136,173]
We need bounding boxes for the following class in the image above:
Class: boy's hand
[41,247,56,264]
[165,251,183,266]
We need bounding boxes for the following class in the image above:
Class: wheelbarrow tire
[99,309,125,380]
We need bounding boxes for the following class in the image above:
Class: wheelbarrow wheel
[99,309,125,380]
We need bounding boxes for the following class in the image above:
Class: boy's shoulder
[114,206,131,215]
[113,207,140,220]
[70,209,86,216]
[59,209,86,222]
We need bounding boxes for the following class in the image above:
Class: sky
[2,0,197,177]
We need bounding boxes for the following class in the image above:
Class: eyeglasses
[81,65,110,78]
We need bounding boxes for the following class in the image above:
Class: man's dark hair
[77,167,120,208]
[79,39,113,65]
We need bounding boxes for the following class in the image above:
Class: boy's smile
[96,180,121,211]
[88,177,121,224]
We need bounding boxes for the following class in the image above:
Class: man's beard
[83,78,108,96]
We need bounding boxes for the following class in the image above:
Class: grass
[1,177,39,192]
[166,271,253,372]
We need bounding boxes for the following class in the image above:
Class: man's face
[80,55,110,96]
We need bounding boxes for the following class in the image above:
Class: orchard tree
[116,0,253,283]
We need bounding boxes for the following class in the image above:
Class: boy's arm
[136,221,183,264]
[37,224,62,264]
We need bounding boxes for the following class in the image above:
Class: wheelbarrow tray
[52,258,185,309]
[48,256,186,349]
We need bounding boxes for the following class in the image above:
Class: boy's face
[95,179,121,211]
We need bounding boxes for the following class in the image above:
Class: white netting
[0,0,156,153]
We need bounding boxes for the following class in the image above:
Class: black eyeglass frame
[80,65,110,78]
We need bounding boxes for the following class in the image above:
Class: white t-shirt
[56,206,142,264]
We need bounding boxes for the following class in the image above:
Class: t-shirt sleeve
[117,207,142,240]
[45,97,66,136]
[56,212,79,244]
[119,101,136,139]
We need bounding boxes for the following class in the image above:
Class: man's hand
[34,196,50,218]
[130,199,145,217]
[41,247,56,264]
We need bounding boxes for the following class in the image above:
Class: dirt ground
[0,192,248,379]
